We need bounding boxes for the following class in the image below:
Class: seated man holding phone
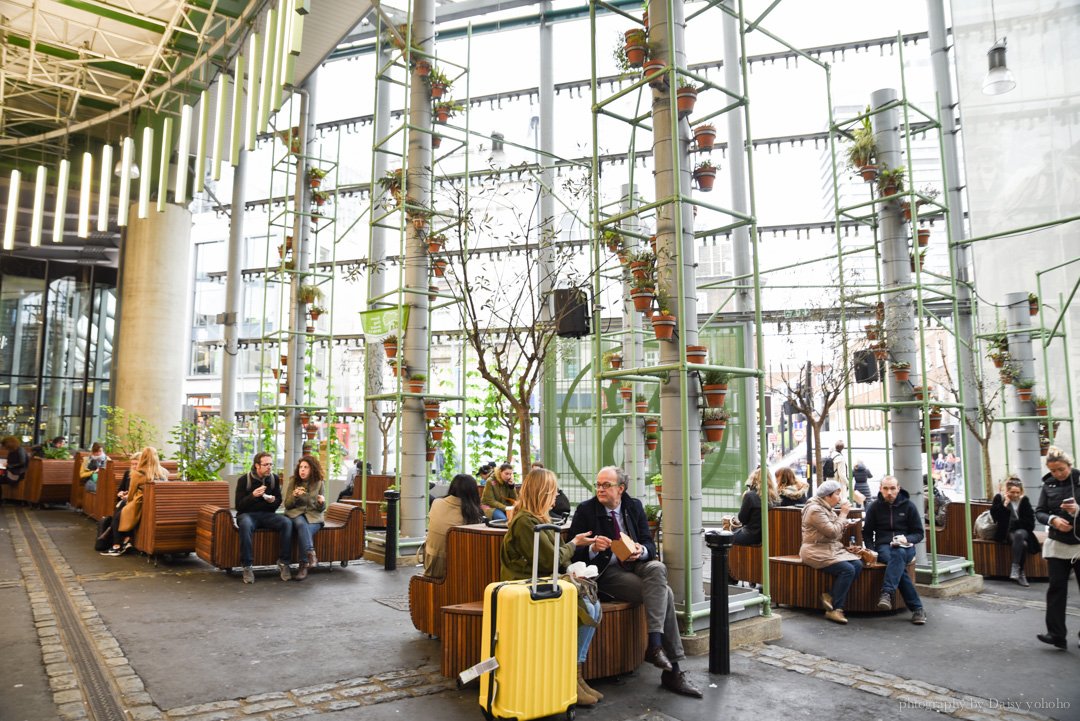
[568,466,702,699]
[235,452,293,584]
[862,475,927,625]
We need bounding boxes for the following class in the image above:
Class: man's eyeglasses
[596,482,620,490]
[258,462,272,467]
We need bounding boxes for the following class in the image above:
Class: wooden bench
[348,473,395,528]
[440,599,647,681]
[195,502,366,572]
[967,501,1049,580]
[70,451,89,511]
[3,457,74,506]
[768,554,915,612]
[133,480,231,558]
[729,507,863,585]
[82,459,180,522]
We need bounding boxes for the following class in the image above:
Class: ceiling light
[3,170,21,250]
[78,152,93,238]
[139,127,153,218]
[982,40,1016,96]
[52,159,69,243]
[118,137,134,226]
[29,166,46,247]
[98,145,112,232]
[114,158,140,180]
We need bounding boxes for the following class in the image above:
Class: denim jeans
[577,596,602,663]
[238,511,293,566]
[820,560,863,610]
[291,515,323,555]
[874,543,922,610]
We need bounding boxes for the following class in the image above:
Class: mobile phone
[1064,497,1076,505]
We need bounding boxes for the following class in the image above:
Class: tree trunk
[516,404,532,472]
[981,440,993,499]
[812,419,824,484]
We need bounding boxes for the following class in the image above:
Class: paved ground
[2,505,1078,721]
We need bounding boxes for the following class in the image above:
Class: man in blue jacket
[863,475,926,625]
[569,466,702,698]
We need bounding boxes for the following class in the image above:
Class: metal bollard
[705,529,735,675]
[384,489,400,571]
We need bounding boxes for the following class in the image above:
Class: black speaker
[853,350,879,383]
[554,289,590,338]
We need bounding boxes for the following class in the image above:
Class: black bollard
[705,529,735,675]
[384,489,400,571]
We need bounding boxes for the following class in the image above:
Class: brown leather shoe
[660,670,703,699]
[644,645,673,671]
[295,562,309,581]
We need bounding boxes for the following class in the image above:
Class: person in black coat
[862,475,926,624]
[1035,447,1080,650]
[568,466,702,699]
[732,468,778,545]
[990,476,1041,587]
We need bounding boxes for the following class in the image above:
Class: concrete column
[538,1,557,472]
[650,0,704,620]
[872,88,925,561]
[114,203,192,453]
[620,183,646,496]
[220,150,246,478]
[1004,293,1041,480]
[399,0,435,540]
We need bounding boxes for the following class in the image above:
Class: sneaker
[278,561,292,581]
[820,592,834,611]
[824,609,848,625]
[911,608,927,625]
[120,540,133,554]
[100,548,122,556]
[242,567,255,584]
[877,592,892,611]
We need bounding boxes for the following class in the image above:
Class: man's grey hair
[599,466,628,487]
[879,474,899,487]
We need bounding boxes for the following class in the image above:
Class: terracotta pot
[703,421,726,443]
[406,380,425,394]
[874,349,888,361]
[306,325,315,333]
[429,424,445,442]
[279,383,289,395]
[643,59,667,88]
[630,260,650,280]
[644,419,658,434]
[694,125,716,151]
[1029,299,1039,316]
[893,368,911,383]
[901,202,912,221]
[991,356,1005,369]
[642,9,649,30]
[389,363,401,377]
[310,177,322,190]
[619,388,633,401]
[281,354,289,366]
[630,287,655,312]
[882,182,898,197]
[433,259,448,277]
[652,313,676,340]
[305,424,318,440]
[383,340,398,359]
[610,356,622,369]
[426,448,436,462]
[635,401,648,414]
[859,164,878,182]
[702,384,727,408]
[432,135,442,149]
[875,302,885,321]
[912,386,924,401]
[676,86,698,118]
[687,345,707,365]
[309,310,322,321]
[1017,388,1033,402]
[1036,405,1048,417]
[1000,371,1013,385]
[272,368,281,379]
[694,167,717,192]
[917,228,930,247]
[430,81,447,100]
[424,402,440,420]
[626,44,647,67]
[278,245,287,259]
[865,325,879,341]
[428,238,445,254]
[416,60,431,76]
[299,412,310,426]
[645,438,658,451]
[435,106,450,123]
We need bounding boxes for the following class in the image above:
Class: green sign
[359,306,409,336]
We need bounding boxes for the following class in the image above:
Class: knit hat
[815,480,842,498]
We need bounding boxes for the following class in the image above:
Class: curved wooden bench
[70,452,89,511]
[728,508,863,584]
[18,458,74,506]
[83,459,179,522]
[195,502,366,572]
[440,599,646,681]
[768,554,914,612]
[348,473,395,529]
[966,500,1048,579]
[134,481,231,557]
[409,523,505,638]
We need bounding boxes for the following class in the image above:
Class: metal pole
[538,1,557,472]
[221,150,246,478]
[705,530,733,675]
[384,488,400,571]
[927,0,982,496]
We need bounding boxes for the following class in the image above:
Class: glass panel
[43,276,92,378]
[39,376,84,443]
[0,273,46,378]
[0,377,39,441]
[88,285,116,380]
[83,379,110,447]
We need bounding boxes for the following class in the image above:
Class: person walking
[1035,447,1080,650]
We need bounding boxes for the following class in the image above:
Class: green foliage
[307,166,328,181]
[845,107,877,168]
[644,504,662,522]
[101,405,159,455]
[324,403,346,479]
[428,67,452,91]
[648,472,663,487]
[43,446,72,460]
[298,284,324,305]
[702,407,730,422]
[891,360,911,370]
[602,350,622,369]
[465,375,511,472]
[1014,377,1036,390]
[169,417,241,482]
[257,392,279,458]
[702,369,732,385]
[877,165,906,195]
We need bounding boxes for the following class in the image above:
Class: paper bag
[610,532,640,562]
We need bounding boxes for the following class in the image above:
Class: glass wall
[0,257,116,448]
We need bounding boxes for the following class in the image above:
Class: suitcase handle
[530,523,563,600]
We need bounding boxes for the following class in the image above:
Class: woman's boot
[578,663,603,701]
[575,665,597,706]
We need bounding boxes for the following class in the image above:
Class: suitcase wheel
[566,708,575,721]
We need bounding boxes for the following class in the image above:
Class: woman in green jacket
[284,455,327,581]
[499,468,601,706]
[482,462,518,520]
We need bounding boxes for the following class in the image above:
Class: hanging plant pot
[927,411,942,431]
[649,235,657,254]
[702,420,727,442]
[280,354,289,366]
[694,124,716,151]
[644,418,659,434]
[645,437,658,452]
[875,301,885,321]
[635,401,648,414]
[271,368,281,380]
[416,59,431,76]
[309,309,322,321]
[406,378,426,394]
[630,260,651,280]
[306,324,315,333]
[912,385,925,401]
[901,201,912,221]
[429,424,445,442]
[412,215,427,230]
[859,164,879,183]
[990,354,1006,369]
[630,287,655,313]
[299,411,311,427]
[1029,297,1039,316]
[642,9,649,30]
[643,59,667,89]
[687,345,707,365]
[383,339,398,359]
[1035,403,1048,417]
[873,345,888,362]
[1000,370,1014,385]
[426,447,437,462]
[693,165,717,192]
[277,245,287,259]
[892,367,911,383]
[651,312,677,341]
[917,228,931,247]
[428,235,446,254]
[430,81,447,100]
[865,324,879,341]
[305,423,319,440]
[1016,387,1034,403]
[702,384,728,408]
[434,105,451,124]
[619,387,633,401]
[676,86,699,118]
[432,134,443,150]
[279,383,289,395]
[424,401,440,420]
[389,362,402,378]
[433,259,448,277]
[624,29,647,67]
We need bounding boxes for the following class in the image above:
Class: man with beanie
[862,475,927,624]
[235,452,293,583]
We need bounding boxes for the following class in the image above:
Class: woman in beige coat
[800,480,862,624]
[423,474,484,578]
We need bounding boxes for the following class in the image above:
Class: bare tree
[371,401,398,474]
[939,340,1001,498]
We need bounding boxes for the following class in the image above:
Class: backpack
[822,454,837,479]
[94,516,113,552]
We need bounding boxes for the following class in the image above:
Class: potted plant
[406,372,426,394]
[645,431,658,451]
[432,134,443,150]
[602,228,624,254]
[428,233,447,254]
[378,168,404,206]
[603,349,623,370]
[875,301,885,321]
[278,126,302,154]
[433,258,448,277]
[872,342,888,361]
[310,189,331,207]
[686,345,707,365]
[877,165,906,197]
[630,276,656,313]
[1000,361,1018,385]
[297,284,323,305]
[987,349,1009,369]
[651,293,677,341]
[846,109,877,182]
[279,381,289,395]
[1034,395,1049,417]
[644,417,658,434]
[429,67,451,99]
[383,334,398,359]
[307,166,328,188]
[280,353,289,366]
[635,393,649,414]
[627,248,654,280]
[927,406,943,430]
[649,472,663,506]
[424,399,441,420]
[865,322,882,341]
[693,161,717,192]
[305,422,319,441]
[298,410,311,427]
[271,367,281,380]
[701,369,731,408]
[170,418,241,481]
[619,381,633,401]
[916,228,931,247]
[909,249,926,273]
[702,407,730,442]
[426,442,437,462]
[1028,292,1039,316]
[621,29,648,69]
[891,360,911,383]
[387,358,401,377]
[912,384,932,401]
[676,80,699,118]
[644,504,661,539]
[430,416,448,442]
[1014,378,1035,403]
[693,124,716,151]
[643,58,667,88]
[308,305,326,322]
[434,100,464,124]
[1040,435,1051,456]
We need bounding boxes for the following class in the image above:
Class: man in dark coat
[235,452,292,584]
[862,475,927,625]
[569,466,702,698]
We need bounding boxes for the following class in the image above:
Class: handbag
[973,510,997,540]
[561,573,602,628]
[852,546,878,565]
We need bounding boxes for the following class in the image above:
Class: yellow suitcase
[479,523,578,721]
